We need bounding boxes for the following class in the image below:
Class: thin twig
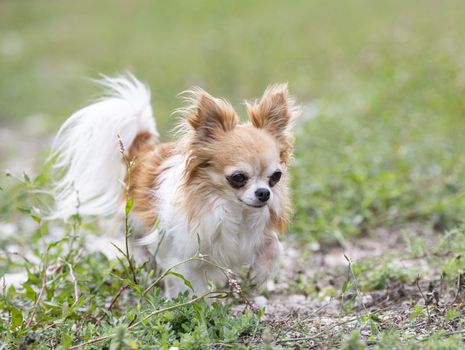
[26,252,48,327]
[415,276,432,324]
[95,284,130,326]
[344,254,368,313]
[118,134,138,285]
[66,262,79,306]
[450,274,462,305]
[415,329,465,344]
[304,298,333,320]
[131,290,228,330]
[124,209,138,285]
[108,284,130,311]
[4,251,32,265]
[68,335,110,350]
[277,316,359,344]
[143,255,230,296]
[65,197,81,263]
[127,313,138,328]
[142,252,254,310]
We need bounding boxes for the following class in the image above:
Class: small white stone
[0,222,16,237]
[288,294,306,303]
[1,272,28,290]
[266,279,276,291]
[254,296,268,307]
[309,242,320,251]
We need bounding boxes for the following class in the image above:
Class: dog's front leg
[249,231,283,287]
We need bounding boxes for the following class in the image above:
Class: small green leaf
[370,319,379,335]
[61,332,73,349]
[48,238,67,250]
[23,284,37,301]
[342,280,352,293]
[7,285,16,297]
[167,271,194,292]
[410,305,424,320]
[208,292,229,299]
[445,308,459,322]
[370,313,381,323]
[125,197,134,215]
[23,172,31,183]
[31,214,42,223]
[11,307,23,327]
[111,242,126,257]
[42,301,61,309]
[17,207,31,215]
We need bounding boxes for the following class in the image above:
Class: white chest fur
[154,155,269,273]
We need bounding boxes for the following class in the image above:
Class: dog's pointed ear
[184,88,238,140]
[246,84,299,163]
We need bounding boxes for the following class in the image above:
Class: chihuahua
[51,74,299,297]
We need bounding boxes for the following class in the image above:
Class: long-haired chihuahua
[51,74,300,297]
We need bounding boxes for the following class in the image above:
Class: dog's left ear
[246,84,299,163]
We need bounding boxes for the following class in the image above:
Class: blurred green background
[1,0,465,241]
[1,0,463,130]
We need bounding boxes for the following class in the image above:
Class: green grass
[1,0,465,348]
[292,50,465,240]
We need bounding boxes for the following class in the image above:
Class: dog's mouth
[238,198,267,208]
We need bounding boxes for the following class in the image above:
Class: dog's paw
[249,233,283,286]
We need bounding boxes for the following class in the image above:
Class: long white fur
[50,73,158,219]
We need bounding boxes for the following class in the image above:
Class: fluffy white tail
[50,73,158,219]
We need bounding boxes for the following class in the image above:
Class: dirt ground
[229,224,464,348]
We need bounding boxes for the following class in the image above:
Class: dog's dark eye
[227,172,248,189]
[269,171,282,187]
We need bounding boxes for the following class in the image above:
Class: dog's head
[180,85,299,213]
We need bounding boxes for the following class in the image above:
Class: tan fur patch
[126,133,176,227]
[246,84,298,164]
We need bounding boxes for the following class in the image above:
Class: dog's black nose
[255,188,270,202]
